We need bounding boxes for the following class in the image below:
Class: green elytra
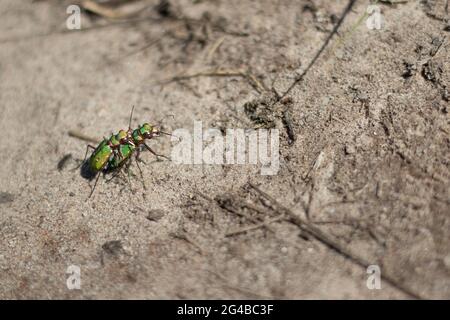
[88,129,129,172]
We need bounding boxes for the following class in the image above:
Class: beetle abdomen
[89,140,112,172]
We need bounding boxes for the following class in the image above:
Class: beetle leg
[88,172,101,198]
[73,144,96,170]
[105,169,122,183]
[134,149,147,190]
[135,147,147,164]
[142,142,170,161]
[124,156,133,190]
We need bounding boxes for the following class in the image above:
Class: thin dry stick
[206,36,226,61]
[81,0,152,20]
[208,270,275,299]
[278,0,357,102]
[225,215,284,237]
[248,182,424,300]
[68,130,101,144]
[108,36,163,63]
[379,0,409,3]
[161,68,266,93]
[330,0,383,54]
[241,201,274,215]
[173,231,206,255]
[221,201,278,234]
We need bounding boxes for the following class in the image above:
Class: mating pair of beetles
[80,106,172,197]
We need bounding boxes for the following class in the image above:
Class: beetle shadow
[80,161,97,180]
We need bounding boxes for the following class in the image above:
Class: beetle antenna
[159,130,180,141]
[128,105,135,130]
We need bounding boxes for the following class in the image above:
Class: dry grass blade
[82,0,152,20]
[68,130,101,144]
[160,68,267,93]
[225,215,284,237]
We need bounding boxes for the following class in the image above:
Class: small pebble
[102,240,123,256]
[147,209,165,221]
[443,255,450,269]
[345,145,356,155]
[0,192,14,204]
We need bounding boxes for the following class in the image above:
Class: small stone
[402,61,416,78]
[443,255,450,269]
[0,192,14,204]
[102,240,123,256]
[345,145,356,155]
[147,209,165,221]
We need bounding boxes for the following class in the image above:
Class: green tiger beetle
[78,106,172,198]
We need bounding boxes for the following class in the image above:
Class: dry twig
[160,68,267,93]
[68,130,101,144]
[225,215,284,237]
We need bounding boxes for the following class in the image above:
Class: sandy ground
[0,0,449,299]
